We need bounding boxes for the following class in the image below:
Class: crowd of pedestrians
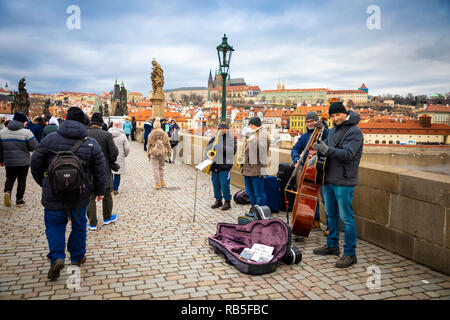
[0,101,364,281]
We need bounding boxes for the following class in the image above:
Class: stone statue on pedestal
[151,60,164,99]
[151,59,165,118]
[43,99,51,118]
[103,102,109,117]
[12,77,30,115]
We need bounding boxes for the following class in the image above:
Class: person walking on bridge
[147,117,171,190]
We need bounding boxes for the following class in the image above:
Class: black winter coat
[30,120,107,211]
[87,126,119,189]
[324,111,363,186]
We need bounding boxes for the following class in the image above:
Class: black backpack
[36,138,87,215]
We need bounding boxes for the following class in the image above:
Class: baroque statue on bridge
[151,59,164,100]
[11,77,30,116]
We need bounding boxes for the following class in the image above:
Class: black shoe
[16,199,25,207]
[335,255,357,268]
[47,259,65,281]
[221,200,231,211]
[211,200,223,209]
[313,245,340,256]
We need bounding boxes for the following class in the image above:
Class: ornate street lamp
[216,34,234,123]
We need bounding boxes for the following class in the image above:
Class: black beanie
[13,112,28,123]
[328,101,347,116]
[248,117,262,127]
[66,107,87,124]
[218,122,229,129]
[90,112,104,126]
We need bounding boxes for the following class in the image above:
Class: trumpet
[236,126,261,170]
[236,137,246,170]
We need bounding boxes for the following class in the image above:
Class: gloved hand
[312,140,329,155]
[314,121,324,129]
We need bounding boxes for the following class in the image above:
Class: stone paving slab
[0,141,449,300]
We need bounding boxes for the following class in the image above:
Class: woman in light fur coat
[147,118,172,190]
[108,120,130,195]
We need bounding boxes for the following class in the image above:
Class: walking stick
[193,168,199,223]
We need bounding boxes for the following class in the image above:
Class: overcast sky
[0,0,449,97]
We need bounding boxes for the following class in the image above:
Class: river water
[361,153,450,176]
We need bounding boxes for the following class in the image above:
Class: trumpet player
[205,123,237,211]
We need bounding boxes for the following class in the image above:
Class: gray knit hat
[306,111,319,121]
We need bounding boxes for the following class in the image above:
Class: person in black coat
[205,122,237,211]
[131,116,137,141]
[30,107,106,281]
[312,102,363,269]
[86,113,119,230]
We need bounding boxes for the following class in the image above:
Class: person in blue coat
[26,116,45,143]
[122,118,133,140]
[143,118,153,151]
[291,111,329,229]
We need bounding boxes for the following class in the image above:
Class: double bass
[285,116,328,238]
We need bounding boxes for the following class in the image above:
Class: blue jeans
[244,176,267,207]
[44,206,88,265]
[315,186,326,221]
[211,170,231,201]
[324,184,357,256]
[113,174,121,191]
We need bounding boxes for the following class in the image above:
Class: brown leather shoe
[312,220,320,229]
[155,183,161,190]
[71,256,86,267]
[211,200,222,209]
[48,259,65,281]
[221,200,231,211]
[112,190,119,195]
[160,180,166,188]
[324,230,329,237]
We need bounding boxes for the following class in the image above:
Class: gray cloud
[0,0,449,96]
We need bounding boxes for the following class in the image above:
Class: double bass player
[311,101,363,268]
[291,111,329,232]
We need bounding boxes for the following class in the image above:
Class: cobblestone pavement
[0,141,449,300]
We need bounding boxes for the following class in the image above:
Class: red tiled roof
[328,90,367,94]
[358,120,450,135]
[417,105,450,113]
[262,88,328,93]
[360,83,367,89]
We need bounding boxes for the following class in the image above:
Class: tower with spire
[358,83,368,94]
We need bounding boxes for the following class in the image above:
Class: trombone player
[205,122,237,211]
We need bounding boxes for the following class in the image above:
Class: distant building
[358,83,369,94]
[260,88,328,105]
[358,114,450,145]
[127,92,143,103]
[416,104,450,125]
[289,105,333,133]
[327,89,368,105]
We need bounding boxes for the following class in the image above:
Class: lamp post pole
[216,34,234,124]
[221,73,227,122]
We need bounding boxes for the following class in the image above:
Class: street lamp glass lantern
[216,34,234,75]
